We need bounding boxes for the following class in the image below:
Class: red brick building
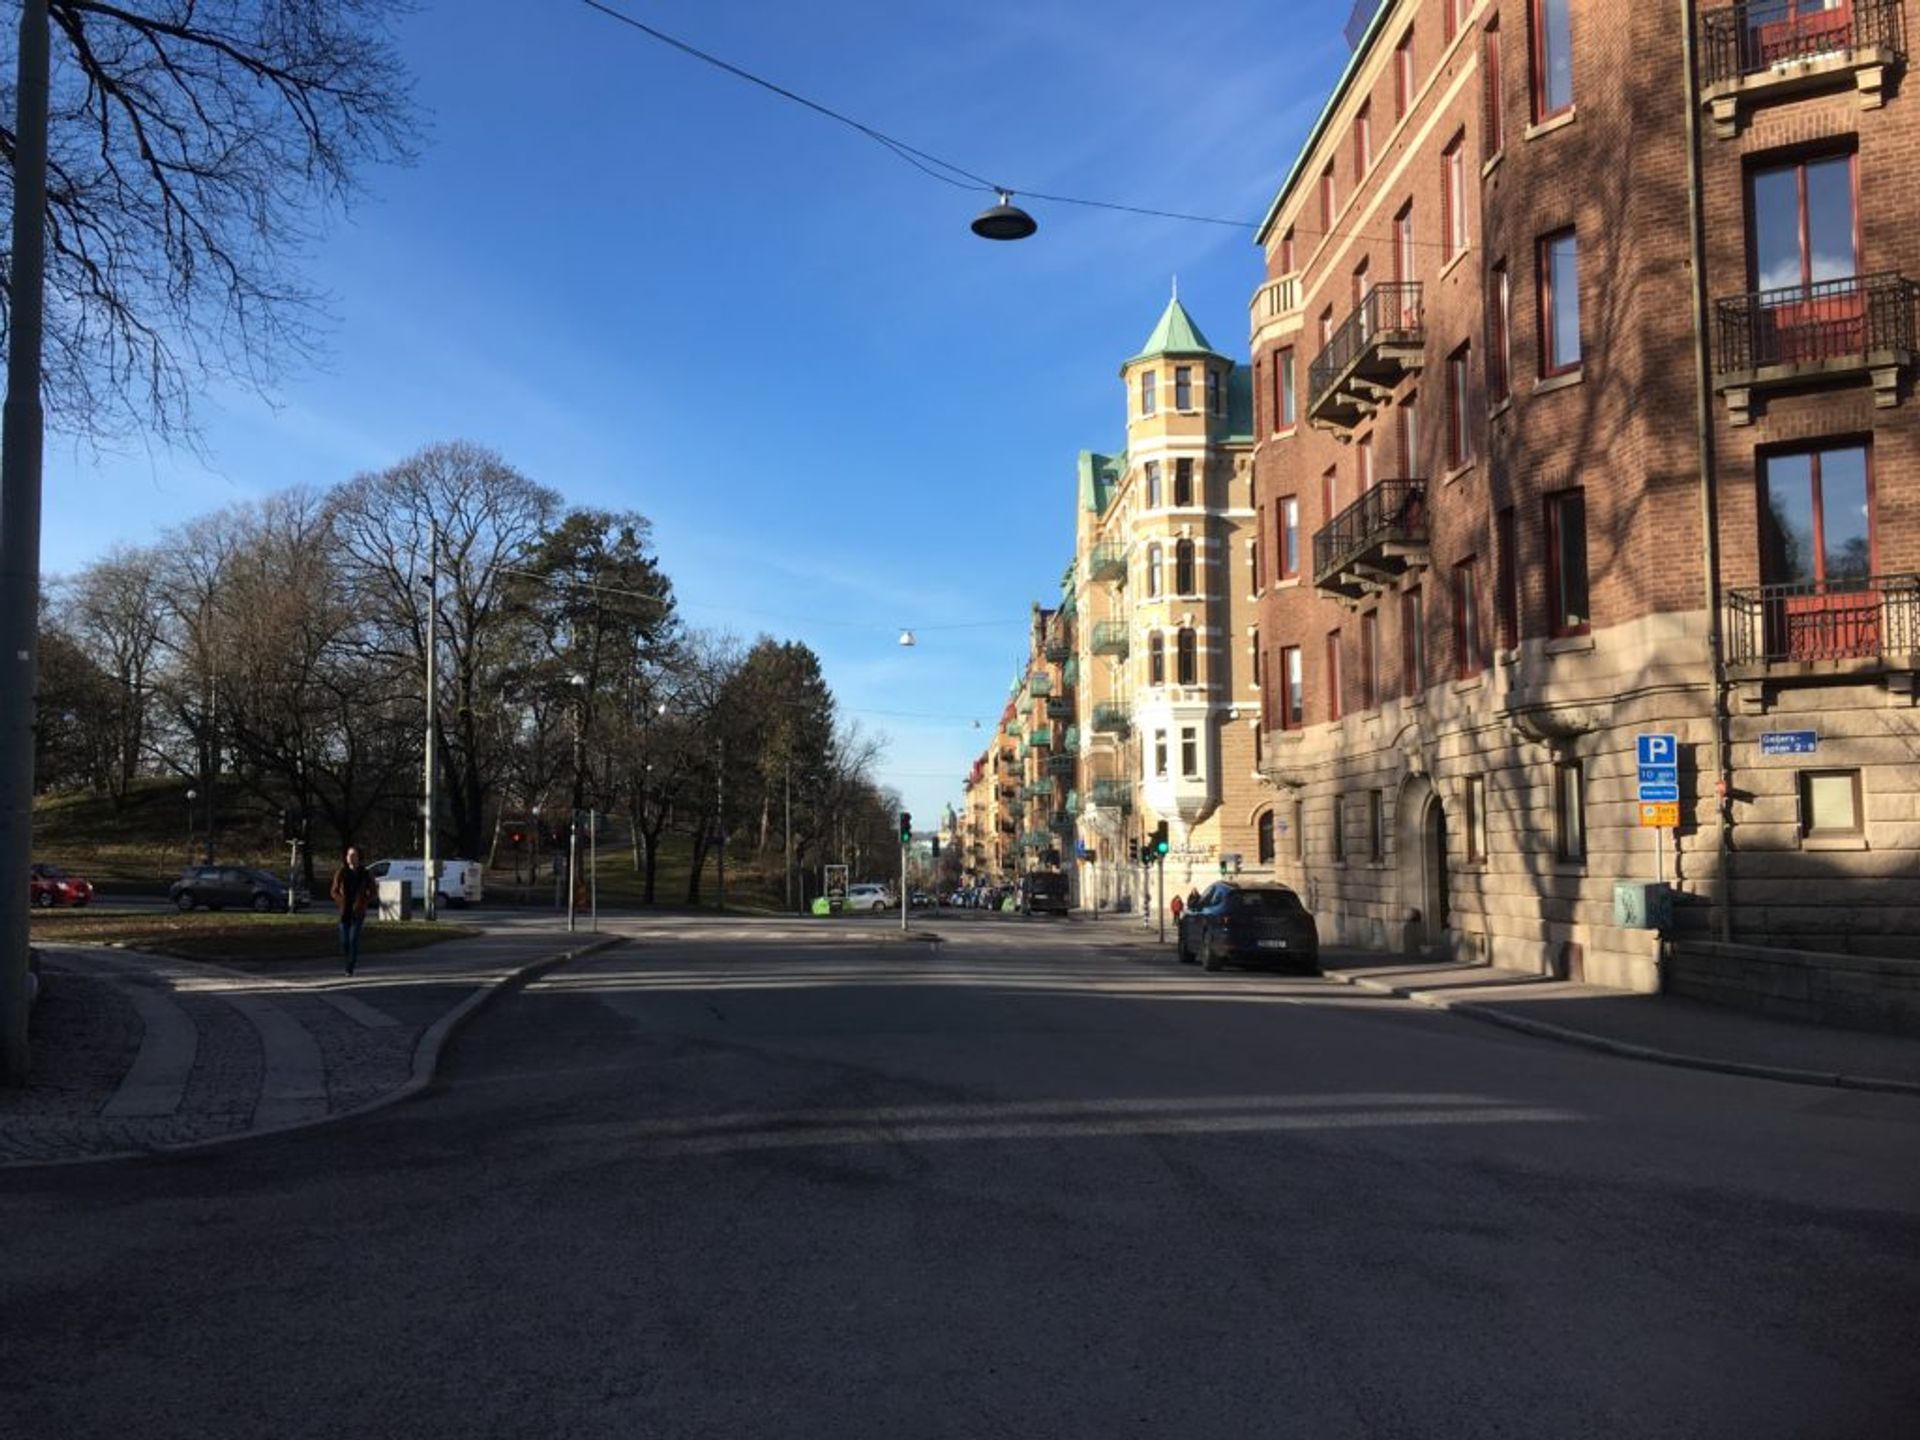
[1250,0,1917,994]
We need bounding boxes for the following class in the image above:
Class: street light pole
[0,0,52,1084]
[422,520,438,923]
[716,733,726,914]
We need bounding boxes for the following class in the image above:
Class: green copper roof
[1128,296,1224,363]
[1078,449,1125,515]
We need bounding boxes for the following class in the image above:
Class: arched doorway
[1395,776,1450,956]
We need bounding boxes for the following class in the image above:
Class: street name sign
[1759,730,1818,756]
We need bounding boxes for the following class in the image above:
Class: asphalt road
[5,915,1919,1439]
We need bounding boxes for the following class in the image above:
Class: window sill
[1453,673,1486,693]
[1545,632,1595,656]
[1488,396,1512,421]
[1552,860,1587,876]
[1442,459,1475,487]
[1273,576,1302,590]
[1438,246,1473,282]
[1270,426,1297,441]
[1534,368,1584,397]
[1801,834,1869,853]
[1524,107,1577,141]
[1480,149,1505,180]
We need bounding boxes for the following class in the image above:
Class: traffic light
[898,811,912,844]
[1128,836,1140,864]
[1152,821,1170,858]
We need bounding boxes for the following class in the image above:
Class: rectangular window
[1443,133,1468,260]
[1326,629,1344,722]
[1539,228,1581,376]
[1748,151,1858,298]
[1332,795,1347,863]
[1275,347,1296,430]
[1280,646,1304,728]
[1453,557,1485,678]
[1206,368,1222,415]
[1496,505,1520,649]
[1320,164,1336,233]
[1352,257,1371,310]
[1319,307,1335,348]
[1555,758,1586,862]
[1280,497,1300,580]
[1354,100,1373,177]
[1144,459,1162,508]
[1760,444,1873,600]
[1180,727,1199,778]
[1445,0,1463,42]
[1545,488,1591,637]
[1174,457,1194,507]
[1175,365,1193,411]
[1395,29,1414,119]
[1799,769,1862,839]
[1484,18,1505,159]
[1398,394,1419,475]
[1281,227,1297,273]
[1488,260,1511,403]
[1531,0,1574,122]
[1446,342,1473,469]
[1322,467,1339,526]
[1368,790,1385,863]
[1357,434,1375,493]
[1141,370,1158,416]
[1394,202,1415,284]
[1360,610,1379,709]
[1402,585,1426,695]
[1465,775,1489,862]
[1294,798,1306,859]
[1153,730,1169,778]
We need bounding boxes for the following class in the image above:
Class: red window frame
[1321,164,1336,233]
[1445,0,1463,43]
[1394,203,1415,283]
[1545,487,1592,638]
[1398,393,1419,475]
[1275,347,1296,430]
[1357,434,1375,493]
[1442,133,1468,260]
[1496,505,1520,649]
[1395,29,1414,119]
[1402,585,1426,696]
[1538,228,1581,377]
[1531,0,1574,123]
[1279,496,1300,580]
[1322,466,1339,525]
[1483,18,1505,159]
[1280,645,1304,729]
[1744,150,1860,293]
[1446,342,1473,470]
[1488,260,1511,403]
[1354,100,1373,178]
[1281,227,1297,273]
[1325,629,1344,722]
[1359,610,1379,709]
[1453,556,1485,678]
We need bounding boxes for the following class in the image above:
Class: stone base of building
[1666,941,1920,1037]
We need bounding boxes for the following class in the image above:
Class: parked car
[844,883,892,913]
[366,857,484,909]
[29,863,93,909]
[1016,872,1070,917]
[1175,882,1319,973]
[169,866,307,913]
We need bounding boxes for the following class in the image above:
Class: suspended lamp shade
[971,191,1037,241]
[898,629,917,647]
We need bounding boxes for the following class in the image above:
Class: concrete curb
[2,935,626,1169]
[1326,970,1920,1098]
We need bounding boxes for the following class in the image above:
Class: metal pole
[901,837,909,934]
[590,807,598,932]
[423,520,438,923]
[716,734,726,914]
[566,810,578,933]
[784,760,793,913]
[1156,856,1165,944]
[0,0,51,1084]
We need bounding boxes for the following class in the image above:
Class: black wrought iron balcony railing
[1701,0,1906,87]
[1306,282,1424,430]
[1089,620,1131,657]
[1048,810,1073,835]
[1045,697,1074,721]
[1088,543,1129,583]
[1047,751,1077,775]
[1724,573,1920,667]
[1311,479,1429,596]
[1090,701,1132,734]
[1029,673,1054,697]
[1090,778,1133,809]
[1714,272,1916,375]
[1044,633,1073,663]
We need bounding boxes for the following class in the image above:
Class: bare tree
[1,0,417,439]
[55,544,163,805]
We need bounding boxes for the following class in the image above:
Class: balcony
[1047,752,1077,776]
[1044,698,1074,723]
[1022,831,1052,851]
[1725,574,1919,691]
[1714,272,1917,422]
[1306,282,1424,434]
[1061,725,1080,754]
[1063,657,1080,686]
[1029,673,1053,697]
[1091,702,1132,735]
[1248,273,1303,346]
[1701,0,1905,136]
[1311,479,1430,599]
[1090,778,1133,810]
[1016,693,1033,715]
[1089,620,1131,657]
[1044,631,1072,663]
[1088,543,1130,584]
[1049,810,1074,835]
[1028,724,1053,749]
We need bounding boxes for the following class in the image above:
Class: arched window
[1146,543,1162,597]
[1174,540,1196,595]
[1257,810,1276,864]
[1175,628,1198,685]
[1147,631,1165,685]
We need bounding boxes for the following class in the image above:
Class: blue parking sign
[1637,733,1677,768]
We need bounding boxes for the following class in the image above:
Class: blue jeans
[339,915,366,971]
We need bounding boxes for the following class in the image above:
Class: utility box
[1613,880,1673,932]
[377,878,413,922]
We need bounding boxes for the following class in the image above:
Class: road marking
[98,976,199,1120]
[222,995,329,1128]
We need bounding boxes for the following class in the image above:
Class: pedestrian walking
[1169,894,1184,922]
[331,846,374,976]
[1186,887,1203,912]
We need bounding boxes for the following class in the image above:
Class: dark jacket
[331,864,374,921]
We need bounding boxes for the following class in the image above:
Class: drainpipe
[1681,0,1736,943]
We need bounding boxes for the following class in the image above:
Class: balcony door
[1748,152,1859,365]
[1746,0,1854,70]
[1759,444,1876,660]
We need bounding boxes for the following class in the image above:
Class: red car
[30,863,93,908]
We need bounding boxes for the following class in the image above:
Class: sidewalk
[1096,921,1920,1094]
[0,926,618,1166]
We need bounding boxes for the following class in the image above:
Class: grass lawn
[28,910,480,964]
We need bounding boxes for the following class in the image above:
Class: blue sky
[42,0,1356,825]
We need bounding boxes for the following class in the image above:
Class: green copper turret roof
[1127,296,1225,364]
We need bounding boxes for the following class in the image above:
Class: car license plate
[1258,939,1289,950]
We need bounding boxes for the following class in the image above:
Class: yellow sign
[1639,802,1679,828]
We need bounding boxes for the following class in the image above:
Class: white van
[367,858,484,909]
